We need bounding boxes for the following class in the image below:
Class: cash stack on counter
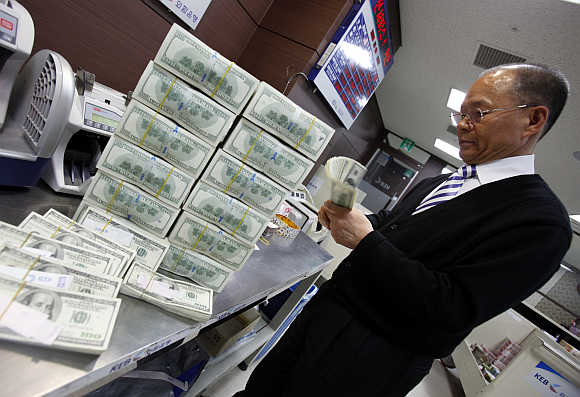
[0,216,125,354]
[69,22,264,321]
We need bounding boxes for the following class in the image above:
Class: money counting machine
[0,46,126,193]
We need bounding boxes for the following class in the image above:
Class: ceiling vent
[473,44,526,69]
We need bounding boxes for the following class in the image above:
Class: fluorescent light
[446,88,466,112]
[441,166,455,174]
[434,138,461,160]
[571,215,580,223]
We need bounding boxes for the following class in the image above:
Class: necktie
[412,165,477,215]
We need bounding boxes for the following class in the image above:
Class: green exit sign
[400,138,415,152]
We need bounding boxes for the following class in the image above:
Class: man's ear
[524,105,549,138]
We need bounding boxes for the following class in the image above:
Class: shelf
[187,319,274,396]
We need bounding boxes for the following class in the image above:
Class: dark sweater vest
[330,174,572,357]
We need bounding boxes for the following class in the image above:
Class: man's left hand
[318,201,374,249]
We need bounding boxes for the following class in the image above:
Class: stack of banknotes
[0,215,124,354]
[325,156,368,209]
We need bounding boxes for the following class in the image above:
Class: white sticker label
[135,273,150,289]
[0,300,62,345]
[149,280,178,299]
[0,266,72,290]
[22,247,55,258]
[83,218,134,247]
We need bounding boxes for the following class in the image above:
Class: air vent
[23,54,56,146]
[473,44,526,69]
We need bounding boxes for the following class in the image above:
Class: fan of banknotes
[325,157,367,209]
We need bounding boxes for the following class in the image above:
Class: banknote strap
[138,77,178,147]
[0,256,40,321]
[224,164,245,194]
[295,117,316,150]
[242,129,263,163]
[211,62,234,98]
[66,221,76,230]
[49,226,62,239]
[99,216,113,234]
[155,167,175,198]
[232,207,249,236]
[174,223,209,270]
[18,232,34,249]
[106,181,125,213]
[138,271,157,299]
[223,128,263,194]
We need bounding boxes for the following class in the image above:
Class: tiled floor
[196,359,464,397]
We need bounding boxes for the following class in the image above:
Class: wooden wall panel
[19,0,170,94]
[237,28,319,92]
[238,0,274,24]
[194,0,257,61]
[261,0,352,53]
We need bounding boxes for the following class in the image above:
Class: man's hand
[318,200,374,249]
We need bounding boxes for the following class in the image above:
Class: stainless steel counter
[0,182,333,397]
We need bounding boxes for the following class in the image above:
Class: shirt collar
[469,154,535,185]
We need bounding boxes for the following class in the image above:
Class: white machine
[0,0,33,130]
[1,48,126,192]
[40,67,126,195]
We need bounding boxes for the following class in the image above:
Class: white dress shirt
[419,154,536,206]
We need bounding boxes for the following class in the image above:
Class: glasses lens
[468,110,482,123]
[451,113,462,125]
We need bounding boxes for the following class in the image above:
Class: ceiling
[374,0,580,215]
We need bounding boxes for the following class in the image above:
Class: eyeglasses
[450,104,538,125]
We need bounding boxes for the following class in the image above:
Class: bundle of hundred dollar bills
[325,156,368,209]
[0,214,125,354]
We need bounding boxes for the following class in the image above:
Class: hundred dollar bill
[223,118,314,190]
[79,171,180,238]
[19,212,129,278]
[168,211,253,271]
[74,206,169,272]
[133,61,235,146]
[0,244,122,298]
[155,24,259,114]
[97,136,195,207]
[325,156,367,209]
[116,100,214,177]
[159,244,233,293]
[0,275,121,354]
[43,209,136,277]
[0,221,112,274]
[121,262,212,321]
[243,82,335,161]
[183,182,269,246]
[201,149,289,217]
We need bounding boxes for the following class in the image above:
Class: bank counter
[0,182,333,396]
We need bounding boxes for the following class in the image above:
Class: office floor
[197,359,465,397]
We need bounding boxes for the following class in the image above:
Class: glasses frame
[451,104,539,125]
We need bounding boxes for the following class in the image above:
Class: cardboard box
[198,308,261,357]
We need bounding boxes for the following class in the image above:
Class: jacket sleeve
[349,221,571,333]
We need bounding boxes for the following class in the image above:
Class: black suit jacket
[328,174,572,357]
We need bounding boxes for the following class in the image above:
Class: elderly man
[236,64,572,397]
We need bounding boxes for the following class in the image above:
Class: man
[236,64,572,396]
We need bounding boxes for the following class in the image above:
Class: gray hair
[480,63,569,138]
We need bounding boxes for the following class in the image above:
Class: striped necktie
[412,165,477,215]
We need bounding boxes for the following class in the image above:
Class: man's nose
[457,117,473,133]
